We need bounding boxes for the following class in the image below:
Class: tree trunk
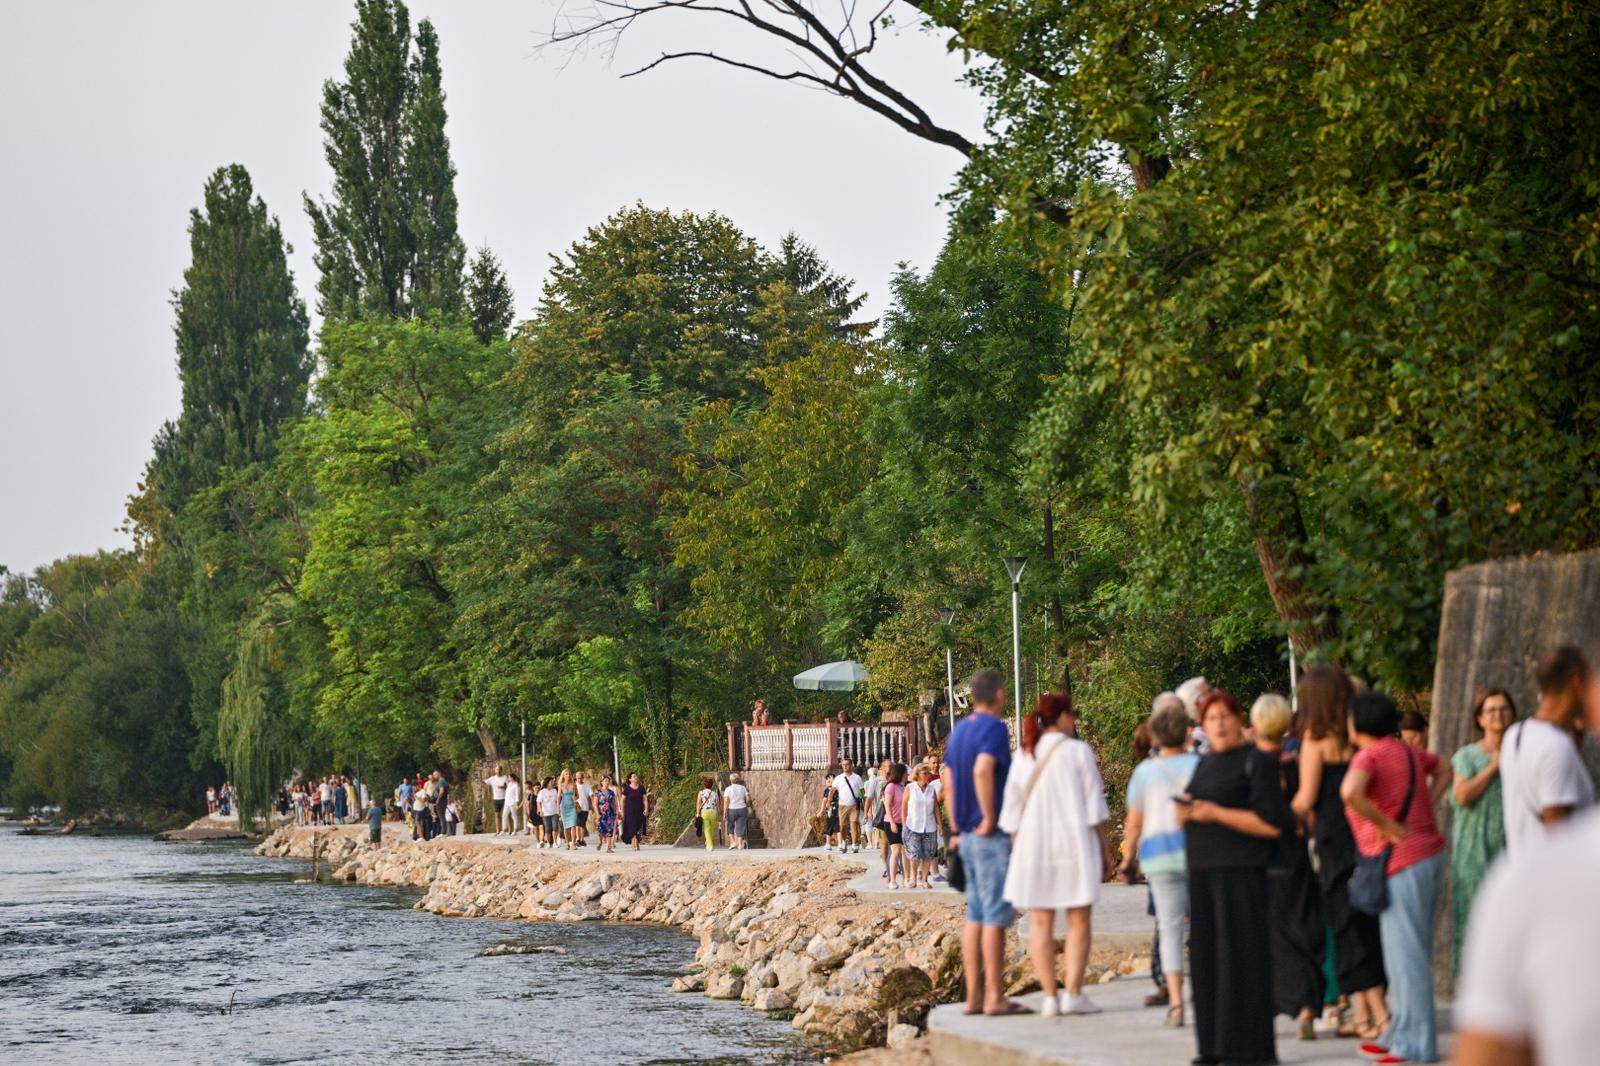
[1233,469,1340,657]
[1041,501,1074,696]
[476,725,501,763]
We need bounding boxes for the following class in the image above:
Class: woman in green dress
[1448,687,1516,974]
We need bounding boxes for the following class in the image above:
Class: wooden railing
[727,720,919,772]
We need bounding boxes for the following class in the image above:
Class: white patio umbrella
[792,660,868,692]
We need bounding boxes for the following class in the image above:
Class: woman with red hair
[998,691,1113,1016]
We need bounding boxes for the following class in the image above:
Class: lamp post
[1003,556,1027,738]
[938,606,957,734]
[520,715,528,811]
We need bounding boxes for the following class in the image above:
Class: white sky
[0,0,981,576]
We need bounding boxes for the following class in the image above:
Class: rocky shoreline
[254,826,1149,1056]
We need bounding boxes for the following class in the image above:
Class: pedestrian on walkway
[881,763,908,887]
[1291,664,1389,1040]
[1341,690,1450,1064]
[1001,690,1112,1018]
[903,762,943,888]
[943,668,1021,1016]
[500,773,522,835]
[723,772,750,850]
[831,759,864,853]
[594,774,619,852]
[559,770,579,850]
[1498,646,1593,852]
[621,772,649,849]
[1179,688,1290,1066]
[1120,699,1200,1027]
[484,764,508,833]
[1447,688,1514,974]
[697,777,720,851]
[1254,692,1325,1041]
[1454,663,1600,1066]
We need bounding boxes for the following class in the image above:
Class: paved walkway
[929,976,1455,1066]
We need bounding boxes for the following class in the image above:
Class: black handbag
[1349,743,1416,916]
[945,847,967,892]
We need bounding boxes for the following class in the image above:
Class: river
[0,826,818,1065]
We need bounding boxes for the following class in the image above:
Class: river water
[0,827,817,1065]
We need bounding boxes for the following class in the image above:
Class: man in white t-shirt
[483,765,508,834]
[1498,647,1594,852]
[1454,660,1600,1066]
[575,772,593,845]
[831,759,864,853]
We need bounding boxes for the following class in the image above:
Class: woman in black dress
[620,772,649,850]
[1252,694,1325,1041]
[1179,689,1291,1066]
[1291,665,1389,1039]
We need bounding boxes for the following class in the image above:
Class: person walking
[1254,692,1325,1041]
[484,764,508,834]
[1179,689,1291,1066]
[722,773,750,850]
[1448,688,1514,974]
[696,777,720,851]
[594,775,619,852]
[367,800,384,851]
[501,773,522,835]
[1291,664,1389,1040]
[1341,691,1450,1064]
[538,777,560,846]
[865,760,889,874]
[831,759,864,853]
[943,669,1021,1016]
[575,771,593,846]
[1498,646,1594,852]
[1001,691,1113,1018]
[620,772,649,849]
[1119,700,1201,1028]
[558,771,580,850]
[903,762,943,889]
[881,763,908,888]
[1454,661,1600,1066]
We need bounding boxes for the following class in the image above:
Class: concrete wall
[1428,548,1600,988]
[671,768,834,849]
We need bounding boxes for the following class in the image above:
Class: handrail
[727,720,919,772]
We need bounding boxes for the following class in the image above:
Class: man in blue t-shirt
[942,668,1020,1015]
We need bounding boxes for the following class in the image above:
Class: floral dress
[1449,742,1505,974]
[595,787,618,837]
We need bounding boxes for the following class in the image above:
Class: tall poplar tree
[305,0,466,322]
[150,164,311,513]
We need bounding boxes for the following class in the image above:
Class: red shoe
[1358,1044,1390,1061]
[1376,1058,1409,1065]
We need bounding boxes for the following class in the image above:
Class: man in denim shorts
[943,668,1022,1015]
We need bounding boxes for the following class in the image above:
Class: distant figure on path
[575,771,593,846]
[500,773,521,835]
[697,777,720,851]
[1001,691,1112,1017]
[830,759,864,853]
[206,786,217,815]
[723,773,750,850]
[943,668,1020,1016]
[367,801,384,850]
[484,764,508,833]
[559,770,579,850]
[594,775,619,852]
[620,772,649,850]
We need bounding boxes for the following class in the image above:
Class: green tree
[295,318,512,767]
[150,164,311,514]
[305,0,465,322]
[465,245,515,344]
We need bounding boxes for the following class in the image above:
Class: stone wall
[1428,548,1600,987]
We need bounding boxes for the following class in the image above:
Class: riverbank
[255,826,1154,1054]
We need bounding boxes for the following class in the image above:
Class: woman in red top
[1341,692,1450,1065]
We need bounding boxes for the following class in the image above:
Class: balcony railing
[727,720,919,772]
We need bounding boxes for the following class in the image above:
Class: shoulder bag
[1349,742,1416,916]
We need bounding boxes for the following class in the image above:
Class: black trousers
[1268,856,1326,1017]
[1190,865,1278,1066]
[1321,870,1386,993]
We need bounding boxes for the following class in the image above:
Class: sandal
[1164,1005,1185,1028]
[1298,1016,1316,1041]
[984,1001,1035,1017]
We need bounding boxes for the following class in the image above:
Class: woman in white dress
[1000,691,1114,1017]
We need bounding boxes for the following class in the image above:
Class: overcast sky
[0,0,981,576]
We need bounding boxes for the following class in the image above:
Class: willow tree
[217,609,302,830]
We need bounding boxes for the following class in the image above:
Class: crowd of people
[479,766,651,851]
[204,781,233,816]
[935,647,1598,1066]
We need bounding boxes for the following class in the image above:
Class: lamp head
[1003,556,1028,583]
[937,606,956,625]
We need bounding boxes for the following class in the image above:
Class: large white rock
[705,973,744,1000]
[886,1023,921,1049]
[752,988,792,1012]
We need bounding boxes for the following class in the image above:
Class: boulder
[670,973,706,993]
[706,973,744,1000]
[752,988,792,1012]
[886,1023,922,1049]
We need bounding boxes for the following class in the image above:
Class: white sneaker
[1059,992,1102,1015]
[1040,996,1061,1018]
[825,844,833,852]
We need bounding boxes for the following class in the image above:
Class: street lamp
[937,606,957,734]
[1003,556,1027,738]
